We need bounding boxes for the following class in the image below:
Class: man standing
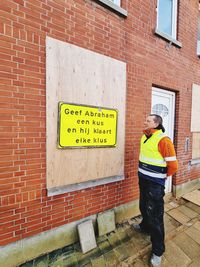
[134,114,178,267]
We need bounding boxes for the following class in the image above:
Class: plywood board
[164,240,192,267]
[177,205,198,219]
[191,83,200,132]
[46,37,126,190]
[182,190,200,206]
[173,232,200,259]
[185,225,200,245]
[192,132,200,159]
[167,208,190,224]
[185,201,200,214]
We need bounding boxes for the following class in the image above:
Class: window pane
[158,0,173,36]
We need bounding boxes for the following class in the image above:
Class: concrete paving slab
[164,240,192,267]
[103,250,120,266]
[77,220,97,253]
[76,254,91,267]
[77,246,102,266]
[129,230,151,251]
[116,228,131,243]
[97,210,116,236]
[173,232,200,259]
[113,244,130,261]
[96,235,107,244]
[98,240,112,254]
[177,205,199,219]
[91,255,106,267]
[125,226,136,239]
[124,241,138,257]
[107,231,122,247]
[185,225,200,245]
[167,208,191,224]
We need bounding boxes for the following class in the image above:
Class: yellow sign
[58,102,118,148]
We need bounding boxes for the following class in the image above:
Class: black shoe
[132,224,150,235]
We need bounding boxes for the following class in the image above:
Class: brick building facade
[1,0,200,265]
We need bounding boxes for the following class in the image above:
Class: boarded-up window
[197,7,200,55]
[46,37,126,196]
[192,133,200,159]
[191,84,200,159]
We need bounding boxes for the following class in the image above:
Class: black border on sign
[57,102,118,149]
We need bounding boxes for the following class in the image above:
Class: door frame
[152,87,175,141]
[152,87,176,193]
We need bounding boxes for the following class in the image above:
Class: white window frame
[157,0,178,40]
[97,0,127,16]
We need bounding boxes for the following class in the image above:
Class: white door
[151,87,175,193]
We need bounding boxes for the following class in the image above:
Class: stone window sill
[155,28,182,48]
[48,175,124,196]
[190,158,200,166]
[96,0,127,17]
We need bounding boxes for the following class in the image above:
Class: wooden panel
[167,208,190,224]
[192,132,200,159]
[46,37,126,190]
[182,190,200,206]
[191,83,200,132]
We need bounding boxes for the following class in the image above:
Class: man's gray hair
[149,114,165,132]
[150,114,163,125]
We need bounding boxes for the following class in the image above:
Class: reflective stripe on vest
[139,155,165,164]
[165,156,177,161]
[139,130,167,179]
[138,168,166,178]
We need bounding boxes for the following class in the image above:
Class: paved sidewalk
[19,194,200,267]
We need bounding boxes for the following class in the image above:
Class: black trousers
[138,174,165,256]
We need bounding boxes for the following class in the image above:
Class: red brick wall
[0,0,200,246]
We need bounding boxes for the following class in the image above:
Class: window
[191,84,200,162]
[192,133,200,160]
[157,0,178,39]
[97,0,127,17]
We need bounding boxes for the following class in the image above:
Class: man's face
[144,116,158,130]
